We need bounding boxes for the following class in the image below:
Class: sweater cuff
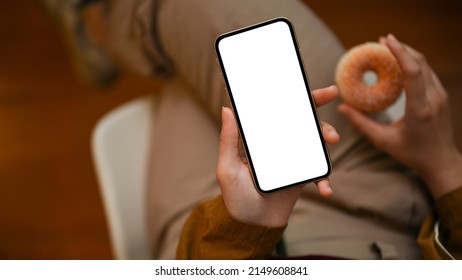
[210,195,286,258]
[434,187,462,230]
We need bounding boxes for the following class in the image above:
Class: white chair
[91,94,156,260]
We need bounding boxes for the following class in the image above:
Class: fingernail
[221,107,226,126]
[329,129,339,138]
[325,185,334,196]
[388,33,398,44]
[325,125,338,136]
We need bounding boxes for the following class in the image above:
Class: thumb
[218,107,240,167]
[338,103,388,149]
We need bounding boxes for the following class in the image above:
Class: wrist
[226,204,290,228]
[421,152,462,199]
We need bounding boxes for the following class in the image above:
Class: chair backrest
[91,95,155,260]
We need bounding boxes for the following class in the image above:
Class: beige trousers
[107,0,432,259]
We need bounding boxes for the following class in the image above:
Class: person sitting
[176,34,462,260]
[43,0,462,259]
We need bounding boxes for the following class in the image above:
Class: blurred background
[0,0,461,259]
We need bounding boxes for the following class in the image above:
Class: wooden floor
[0,1,461,259]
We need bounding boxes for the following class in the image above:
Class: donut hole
[362,70,378,86]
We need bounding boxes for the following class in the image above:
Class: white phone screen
[216,18,330,193]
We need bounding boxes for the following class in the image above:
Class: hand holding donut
[338,34,462,199]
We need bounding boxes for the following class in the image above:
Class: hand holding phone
[217,87,339,227]
[216,18,333,193]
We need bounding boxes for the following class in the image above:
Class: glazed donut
[335,42,403,113]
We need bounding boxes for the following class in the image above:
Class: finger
[430,70,446,94]
[402,43,432,76]
[218,107,241,168]
[321,121,340,145]
[403,44,448,102]
[385,34,426,106]
[387,34,422,92]
[337,103,389,149]
[378,36,387,46]
[312,85,338,107]
[402,44,436,90]
[386,34,421,79]
[403,44,426,66]
[315,179,333,197]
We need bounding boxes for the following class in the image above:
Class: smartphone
[215,18,331,193]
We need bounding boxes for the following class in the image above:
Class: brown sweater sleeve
[176,195,286,259]
[418,187,462,259]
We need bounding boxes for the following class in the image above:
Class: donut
[335,42,404,113]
